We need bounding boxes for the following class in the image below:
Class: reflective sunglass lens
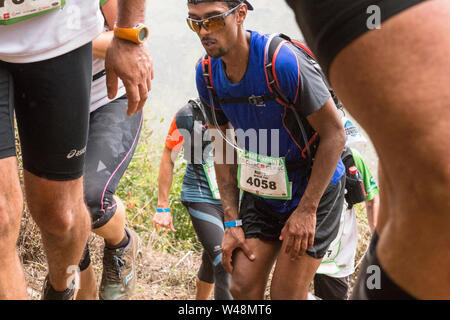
[203,17,225,32]
[186,19,200,32]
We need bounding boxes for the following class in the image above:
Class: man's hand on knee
[280,207,316,260]
[221,227,255,274]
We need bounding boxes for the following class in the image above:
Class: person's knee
[269,272,310,300]
[25,176,90,235]
[31,192,90,237]
[229,279,243,299]
[85,190,120,229]
[44,204,89,237]
[229,274,260,299]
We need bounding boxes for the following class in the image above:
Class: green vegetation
[116,120,202,253]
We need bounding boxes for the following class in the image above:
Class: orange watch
[114,23,149,44]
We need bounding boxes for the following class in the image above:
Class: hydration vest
[201,33,343,174]
[183,99,214,183]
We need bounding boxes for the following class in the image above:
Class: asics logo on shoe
[67,146,86,159]
[124,266,134,287]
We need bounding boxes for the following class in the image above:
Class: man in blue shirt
[187,0,346,299]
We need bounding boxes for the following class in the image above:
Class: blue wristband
[156,208,170,213]
[224,220,243,228]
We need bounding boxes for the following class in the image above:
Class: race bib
[203,162,220,200]
[0,0,65,25]
[238,150,291,200]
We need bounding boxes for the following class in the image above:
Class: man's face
[188,2,242,58]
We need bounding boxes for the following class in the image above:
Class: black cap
[187,0,254,11]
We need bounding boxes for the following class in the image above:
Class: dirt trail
[23,232,204,300]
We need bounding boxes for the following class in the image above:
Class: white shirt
[90,25,126,113]
[0,1,103,63]
[317,203,359,278]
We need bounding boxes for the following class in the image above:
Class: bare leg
[329,0,450,298]
[0,157,27,299]
[195,276,214,300]
[76,195,126,299]
[229,239,280,300]
[270,243,322,300]
[24,171,91,292]
[76,265,98,300]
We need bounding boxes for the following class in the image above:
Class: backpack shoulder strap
[201,54,215,92]
[264,33,322,106]
[265,33,319,161]
[264,33,344,112]
[264,33,293,107]
[185,99,208,172]
[188,99,206,124]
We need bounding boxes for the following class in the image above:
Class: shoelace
[105,250,126,282]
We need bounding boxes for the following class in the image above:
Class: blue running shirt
[196,31,345,213]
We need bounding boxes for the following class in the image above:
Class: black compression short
[285,0,425,77]
[84,96,143,229]
[0,43,92,181]
[239,174,346,259]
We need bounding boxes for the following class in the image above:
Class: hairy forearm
[301,130,345,209]
[210,123,240,220]
[117,0,146,28]
[215,163,240,220]
[157,148,176,208]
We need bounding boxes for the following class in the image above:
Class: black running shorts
[239,175,345,259]
[0,43,92,181]
[314,274,350,300]
[285,0,425,77]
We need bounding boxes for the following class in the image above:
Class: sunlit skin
[325,0,450,299]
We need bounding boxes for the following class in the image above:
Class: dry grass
[19,205,372,300]
[18,208,205,300]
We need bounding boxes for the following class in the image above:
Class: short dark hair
[226,1,242,10]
